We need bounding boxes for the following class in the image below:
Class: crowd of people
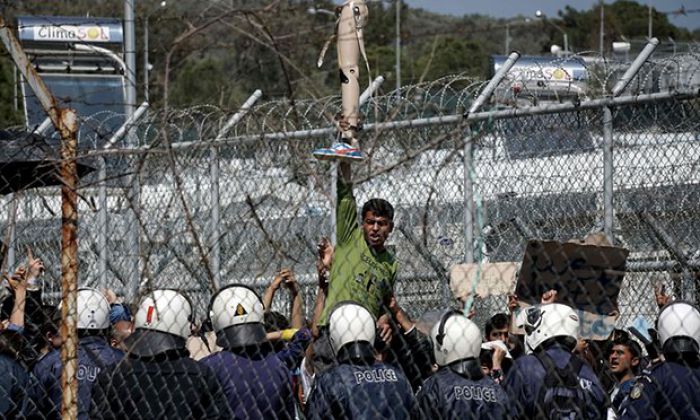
[1,160,699,419]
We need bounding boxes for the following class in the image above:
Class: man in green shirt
[310,161,397,373]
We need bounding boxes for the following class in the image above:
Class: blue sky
[395,1,700,30]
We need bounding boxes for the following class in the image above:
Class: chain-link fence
[2,48,700,418]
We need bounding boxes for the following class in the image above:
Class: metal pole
[563,32,569,56]
[602,38,659,245]
[599,1,605,57]
[0,15,80,419]
[103,102,149,149]
[602,105,614,243]
[210,89,263,289]
[395,0,401,95]
[12,66,18,111]
[467,51,520,115]
[505,23,510,55]
[6,197,17,270]
[463,129,474,263]
[98,158,107,290]
[124,0,136,115]
[124,0,141,304]
[144,17,149,102]
[463,50,515,263]
[210,145,221,289]
[612,38,659,97]
[648,1,653,40]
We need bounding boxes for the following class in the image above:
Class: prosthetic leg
[313,0,369,162]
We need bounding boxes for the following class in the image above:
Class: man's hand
[492,344,507,370]
[316,237,334,289]
[377,313,393,346]
[541,289,558,304]
[654,283,672,308]
[26,247,44,280]
[280,268,299,294]
[271,272,284,291]
[5,266,28,292]
[507,294,519,314]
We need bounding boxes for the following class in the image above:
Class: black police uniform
[306,361,419,419]
[416,366,515,419]
[90,349,233,419]
[619,361,700,419]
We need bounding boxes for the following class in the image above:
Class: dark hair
[362,198,394,221]
[0,330,25,360]
[485,313,510,338]
[263,311,289,333]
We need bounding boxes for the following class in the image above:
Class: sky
[400,0,700,31]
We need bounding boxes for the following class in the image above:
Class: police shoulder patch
[629,382,644,400]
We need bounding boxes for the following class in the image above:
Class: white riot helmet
[522,303,579,353]
[430,310,482,366]
[657,301,700,355]
[209,284,266,348]
[328,302,376,362]
[76,288,110,330]
[127,289,193,357]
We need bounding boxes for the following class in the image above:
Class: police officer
[305,302,418,419]
[33,288,123,420]
[200,284,298,419]
[503,303,607,419]
[416,310,515,419]
[619,301,700,419]
[90,289,232,419]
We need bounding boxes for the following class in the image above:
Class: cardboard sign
[515,240,629,315]
[450,262,519,300]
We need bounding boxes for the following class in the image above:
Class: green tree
[0,57,23,127]
[415,37,486,80]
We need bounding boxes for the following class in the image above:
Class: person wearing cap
[305,302,418,420]
[200,284,299,419]
[417,310,515,419]
[32,288,123,420]
[619,301,700,419]
[502,303,606,419]
[90,289,232,419]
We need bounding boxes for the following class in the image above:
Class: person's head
[607,337,641,381]
[657,301,700,363]
[76,288,111,337]
[361,199,394,251]
[209,284,267,351]
[485,313,510,342]
[328,302,376,365]
[522,303,579,353]
[430,310,482,367]
[110,320,134,350]
[0,330,25,361]
[127,289,193,357]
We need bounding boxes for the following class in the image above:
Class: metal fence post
[462,52,520,263]
[603,106,614,243]
[98,157,107,289]
[602,37,659,244]
[211,90,263,289]
[462,129,475,264]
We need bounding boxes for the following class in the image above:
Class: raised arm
[262,272,284,312]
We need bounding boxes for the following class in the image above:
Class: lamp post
[535,10,569,56]
[144,1,167,103]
